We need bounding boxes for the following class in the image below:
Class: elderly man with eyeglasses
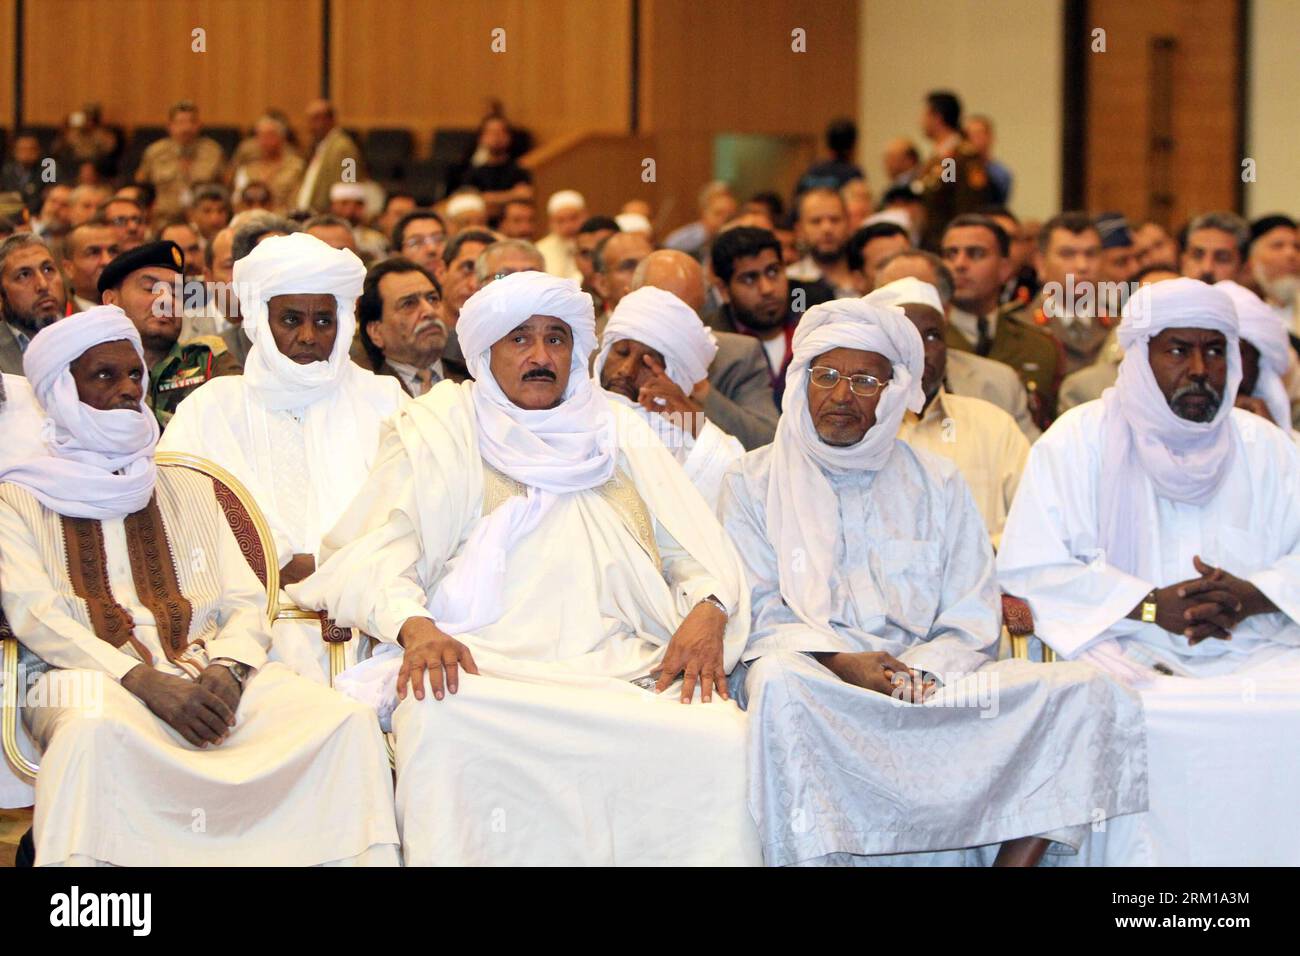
[718,296,1147,867]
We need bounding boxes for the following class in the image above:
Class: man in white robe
[0,308,398,866]
[594,286,743,509]
[999,277,1300,864]
[159,233,407,683]
[1215,279,1295,436]
[290,271,761,865]
[720,297,1146,866]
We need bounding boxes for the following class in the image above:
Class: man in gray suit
[630,250,778,449]
[0,234,68,376]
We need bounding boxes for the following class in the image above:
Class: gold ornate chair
[1002,593,1057,663]
[1,454,359,783]
[156,452,358,683]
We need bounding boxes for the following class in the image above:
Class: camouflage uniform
[148,335,240,429]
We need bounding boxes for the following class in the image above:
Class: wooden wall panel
[626,0,856,234]
[1085,0,1241,225]
[329,0,631,144]
[0,0,13,130]
[23,0,321,130]
[640,0,858,136]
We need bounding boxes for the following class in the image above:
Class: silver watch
[212,658,251,687]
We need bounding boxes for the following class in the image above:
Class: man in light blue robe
[719,296,1148,866]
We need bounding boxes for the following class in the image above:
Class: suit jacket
[947,303,1062,427]
[375,356,470,396]
[945,349,1039,441]
[302,127,368,213]
[0,323,24,376]
[702,331,779,450]
[221,324,252,367]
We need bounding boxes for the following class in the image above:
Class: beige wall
[1246,0,1300,218]
[858,0,1063,219]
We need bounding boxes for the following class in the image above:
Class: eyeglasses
[109,215,144,228]
[808,366,889,397]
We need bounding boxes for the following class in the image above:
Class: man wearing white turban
[0,307,399,866]
[288,270,761,865]
[867,276,1029,544]
[594,285,743,508]
[158,233,406,683]
[720,296,1146,866]
[999,276,1300,864]
[1215,279,1295,435]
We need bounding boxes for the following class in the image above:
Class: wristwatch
[1140,589,1158,624]
[700,594,729,619]
[211,657,251,688]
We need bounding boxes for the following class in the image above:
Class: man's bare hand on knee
[397,617,479,702]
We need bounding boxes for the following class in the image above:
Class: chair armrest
[2,637,39,783]
[1001,594,1035,636]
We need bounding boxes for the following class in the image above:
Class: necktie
[975,314,993,356]
[415,367,437,395]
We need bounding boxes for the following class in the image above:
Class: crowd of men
[0,87,1298,867]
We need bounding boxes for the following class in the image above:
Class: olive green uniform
[148,336,241,429]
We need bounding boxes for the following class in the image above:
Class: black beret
[97,240,184,295]
[1250,214,1298,245]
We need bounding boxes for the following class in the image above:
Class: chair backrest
[205,125,243,157]
[155,453,280,625]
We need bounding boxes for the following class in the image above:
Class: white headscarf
[1099,277,1242,576]
[1216,279,1293,429]
[863,275,944,314]
[594,285,720,452]
[766,297,925,635]
[594,285,718,394]
[234,232,366,411]
[457,269,615,492]
[1,307,158,519]
[427,271,615,633]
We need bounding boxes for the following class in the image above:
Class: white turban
[863,275,944,313]
[233,232,366,411]
[1216,279,1292,429]
[456,270,613,493]
[446,192,486,218]
[328,182,366,203]
[2,306,159,519]
[1099,277,1242,577]
[767,297,925,637]
[594,285,718,394]
[615,212,652,236]
[546,190,585,215]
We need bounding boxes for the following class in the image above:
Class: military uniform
[947,301,1063,430]
[135,136,226,219]
[98,240,242,429]
[1024,295,1116,378]
[911,138,998,251]
[148,336,241,428]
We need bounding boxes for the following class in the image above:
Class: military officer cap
[1095,211,1133,250]
[97,240,185,295]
